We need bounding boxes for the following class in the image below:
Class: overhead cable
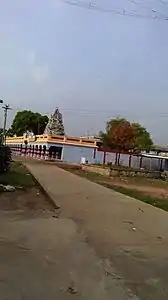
[60,0,168,20]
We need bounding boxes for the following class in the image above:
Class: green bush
[0,145,12,173]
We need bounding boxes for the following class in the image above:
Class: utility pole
[2,104,11,144]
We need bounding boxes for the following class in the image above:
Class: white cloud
[32,63,49,83]
[28,51,49,84]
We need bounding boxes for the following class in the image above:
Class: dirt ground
[101,178,168,200]
[57,164,168,200]
[0,188,54,211]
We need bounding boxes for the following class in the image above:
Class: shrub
[0,145,12,173]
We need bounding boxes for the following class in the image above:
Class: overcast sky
[0,0,168,144]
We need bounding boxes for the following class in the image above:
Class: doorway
[49,146,62,159]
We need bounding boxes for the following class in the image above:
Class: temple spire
[44,107,65,136]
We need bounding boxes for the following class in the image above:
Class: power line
[126,0,168,18]
[157,0,168,5]
[10,105,168,118]
[59,0,168,20]
[56,108,168,119]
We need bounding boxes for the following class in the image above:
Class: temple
[5,107,99,163]
[44,107,65,136]
[5,109,168,168]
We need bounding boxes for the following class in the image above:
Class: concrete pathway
[1,212,128,300]
[10,161,168,299]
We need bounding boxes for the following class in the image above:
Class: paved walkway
[1,212,128,300]
[25,161,168,299]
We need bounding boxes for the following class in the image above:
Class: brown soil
[57,162,168,200]
[0,187,55,211]
[100,179,168,200]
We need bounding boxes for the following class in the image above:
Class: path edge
[25,164,60,210]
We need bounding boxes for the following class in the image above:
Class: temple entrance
[49,146,62,160]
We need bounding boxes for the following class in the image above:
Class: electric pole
[2,104,11,144]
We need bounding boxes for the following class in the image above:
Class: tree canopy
[100,117,153,152]
[132,122,153,151]
[9,110,49,136]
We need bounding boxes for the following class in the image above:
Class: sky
[0,0,168,144]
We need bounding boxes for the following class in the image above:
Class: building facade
[6,134,98,163]
[6,132,168,170]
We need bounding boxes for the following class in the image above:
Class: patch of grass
[92,163,137,171]
[65,168,168,212]
[103,184,168,212]
[73,168,168,188]
[74,169,103,179]
[0,161,35,188]
[113,175,168,188]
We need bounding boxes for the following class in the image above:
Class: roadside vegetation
[0,160,55,212]
[58,164,168,212]
[0,145,12,173]
[0,161,35,188]
[0,142,35,189]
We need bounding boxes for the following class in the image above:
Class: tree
[0,128,10,143]
[33,114,49,135]
[101,118,136,148]
[132,122,153,151]
[112,121,136,151]
[9,110,49,136]
[6,128,14,137]
[100,118,135,164]
[100,117,153,165]
[100,118,128,149]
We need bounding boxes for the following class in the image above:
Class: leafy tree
[100,118,128,149]
[33,113,49,135]
[6,128,13,137]
[112,121,136,151]
[132,122,153,151]
[101,118,135,147]
[102,118,136,164]
[9,110,49,136]
[100,117,153,165]
[0,128,9,143]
